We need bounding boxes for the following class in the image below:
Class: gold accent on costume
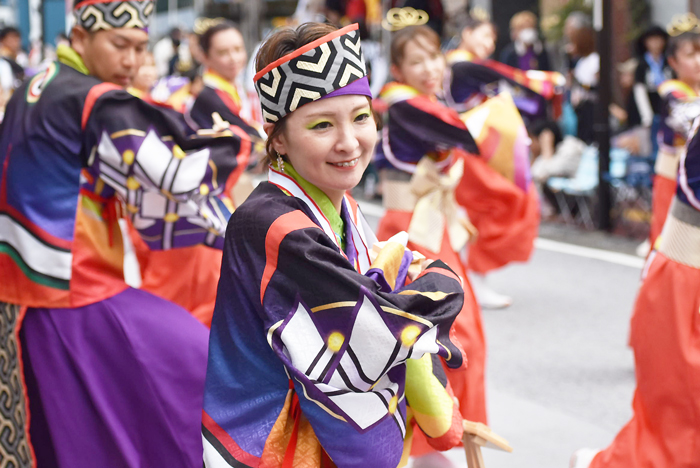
[111,129,147,139]
[398,290,449,301]
[311,301,357,313]
[369,240,405,290]
[94,179,105,195]
[173,145,186,160]
[199,184,210,196]
[381,306,433,327]
[400,325,421,347]
[382,7,429,31]
[126,177,140,190]
[388,395,398,414]
[327,332,345,352]
[667,13,700,37]
[436,340,452,362]
[164,213,179,223]
[122,149,135,165]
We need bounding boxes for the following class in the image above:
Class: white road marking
[534,238,644,269]
[356,200,645,269]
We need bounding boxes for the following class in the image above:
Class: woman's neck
[679,77,700,94]
[325,190,344,214]
[207,69,235,86]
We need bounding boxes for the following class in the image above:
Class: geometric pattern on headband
[254,24,367,123]
[74,0,154,32]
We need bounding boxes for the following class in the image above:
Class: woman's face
[669,40,700,87]
[271,95,376,205]
[204,28,247,83]
[463,24,496,59]
[132,54,157,92]
[392,36,445,96]
[644,35,666,57]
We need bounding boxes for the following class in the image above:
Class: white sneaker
[569,448,600,468]
[636,239,651,258]
[410,452,457,468]
[470,273,513,309]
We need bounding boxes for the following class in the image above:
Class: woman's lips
[328,157,360,168]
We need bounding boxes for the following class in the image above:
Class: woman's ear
[266,126,288,156]
[262,122,274,137]
[390,63,403,83]
[461,28,471,47]
[667,55,678,74]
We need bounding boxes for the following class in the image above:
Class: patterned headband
[254,24,372,123]
[74,0,154,33]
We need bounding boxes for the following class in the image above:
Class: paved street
[360,203,643,468]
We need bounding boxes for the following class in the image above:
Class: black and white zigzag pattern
[255,28,367,123]
[75,0,154,32]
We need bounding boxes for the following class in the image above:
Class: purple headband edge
[320,76,373,101]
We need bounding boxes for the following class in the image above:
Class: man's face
[2,32,21,56]
[72,27,149,87]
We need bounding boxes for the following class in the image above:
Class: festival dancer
[647,18,700,250]
[0,1,246,466]
[188,19,263,139]
[445,14,496,64]
[202,22,467,468]
[570,67,700,468]
[134,20,262,327]
[372,25,488,464]
[443,17,547,309]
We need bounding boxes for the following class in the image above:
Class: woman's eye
[354,112,370,122]
[311,121,332,130]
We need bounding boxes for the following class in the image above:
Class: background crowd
[0,1,691,246]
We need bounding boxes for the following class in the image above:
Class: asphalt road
[359,204,642,468]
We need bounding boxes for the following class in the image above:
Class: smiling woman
[202,22,469,468]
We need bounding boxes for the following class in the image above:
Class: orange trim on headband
[253,23,359,82]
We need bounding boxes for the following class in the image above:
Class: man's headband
[74,0,154,33]
[254,24,372,123]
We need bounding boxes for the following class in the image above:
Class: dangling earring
[276,151,285,173]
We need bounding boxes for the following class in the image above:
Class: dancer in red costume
[374,25,486,464]
[647,26,700,250]
[570,17,700,468]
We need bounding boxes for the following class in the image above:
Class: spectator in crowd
[153,27,182,77]
[633,26,673,157]
[610,58,653,157]
[0,27,24,90]
[500,11,551,71]
[530,120,585,183]
[529,120,586,217]
[566,15,598,144]
[561,11,591,73]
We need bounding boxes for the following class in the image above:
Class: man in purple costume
[0,0,245,466]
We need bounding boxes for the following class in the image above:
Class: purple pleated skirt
[20,287,209,468]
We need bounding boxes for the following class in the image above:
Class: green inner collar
[57,44,89,75]
[278,161,345,248]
